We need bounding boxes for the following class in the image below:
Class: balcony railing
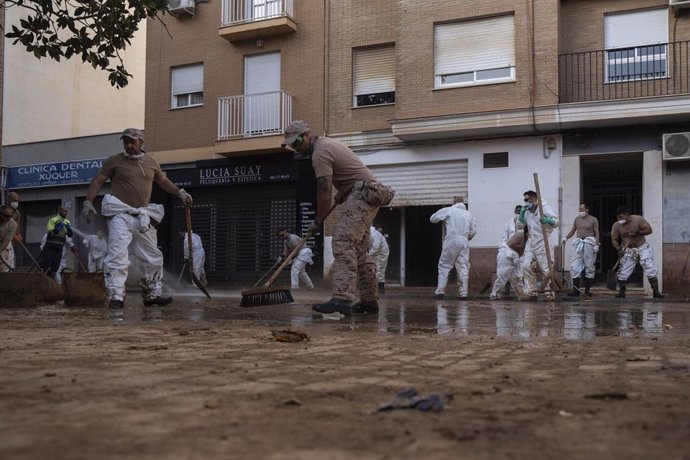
[559,40,690,103]
[218,90,293,140]
[221,0,293,27]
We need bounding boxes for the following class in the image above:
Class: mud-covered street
[1,289,689,460]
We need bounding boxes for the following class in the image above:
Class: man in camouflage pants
[282,120,393,315]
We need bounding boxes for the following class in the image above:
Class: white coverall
[83,233,108,273]
[41,234,74,284]
[183,232,207,286]
[430,203,477,298]
[100,194,166,302]
[490,216,524,299]
[284,233,314,289]
[368,227,390,283]
[570,236,598,279]
[519,200,558,299]
[617,243,658,281]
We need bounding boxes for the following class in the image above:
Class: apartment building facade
[145,0,690,292]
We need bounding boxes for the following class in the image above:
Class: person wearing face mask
[610,206,663,299]
[82,128,193,309]
[562,203,600,297]
[518,190,559,300]
[490,205,526,300]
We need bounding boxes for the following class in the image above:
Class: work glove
[593,244,600,253]
[82,200,96,223]
[307,221,321,235]
[178,188,193,205]
[540,216,557,226]
[518,205,528,223]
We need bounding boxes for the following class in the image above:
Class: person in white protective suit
[490,205,526,300]
[369,226,390,295]
[610,206,663,299]
[562,203,600,297]
[83,230,108,273]
[430,197,477,300]
[179,229,207,286]
[518,190,559,301]
[278,228,314,290]
[82,128,193,309]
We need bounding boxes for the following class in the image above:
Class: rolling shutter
[172,64,203,96]
[353,46,395,96]
[369,160,468,207]
[605,9,667,49]
[434,15,515,76]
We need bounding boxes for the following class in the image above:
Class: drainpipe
[322,0,329,135]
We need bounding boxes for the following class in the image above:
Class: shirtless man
[610,206,663,299]
[562,203,600,297]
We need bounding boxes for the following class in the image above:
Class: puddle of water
[97,298,690,341]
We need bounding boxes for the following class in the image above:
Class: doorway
[581,153,643,284]
[404,206,442,286]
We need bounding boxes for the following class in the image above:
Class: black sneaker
[109,299,124,309]
[432,293,444,300]
[351,300,379,315]
[143,296,173,307]
[312,298,352,315]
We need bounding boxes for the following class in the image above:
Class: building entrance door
[404,206,442,287]
[581,153,643,284]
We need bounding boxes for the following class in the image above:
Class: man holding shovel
[82,128,193,309]
[282,120,394,315]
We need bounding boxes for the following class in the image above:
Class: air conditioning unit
[662,132,690,161]
[169,0,195,16]
[670,0,690,9]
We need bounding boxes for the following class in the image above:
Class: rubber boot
[568,277,580,297]
[649,277,664,299]
[615,281,626,298]
[378,282,385,295]
[584,278,592,297]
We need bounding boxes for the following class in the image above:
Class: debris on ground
[271,329,310,343]
[584,392,628,400]
[376,388,444,413]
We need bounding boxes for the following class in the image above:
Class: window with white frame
[434,15,515,89]
[605,9,668,83]
[171,64,204,108]
[353,45,395,107]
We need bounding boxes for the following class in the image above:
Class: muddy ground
[1,291,689,460]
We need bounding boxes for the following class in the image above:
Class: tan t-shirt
[98,153,163,208]
[311,137,376,193]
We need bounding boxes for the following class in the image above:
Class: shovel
[185,202,211,299]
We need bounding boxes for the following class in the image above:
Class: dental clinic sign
[8,158,104,189]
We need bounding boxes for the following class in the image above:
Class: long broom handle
[263,203,337,288]
[184,203,195,280]
[534,173,561,291]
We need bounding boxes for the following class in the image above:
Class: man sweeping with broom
[82,128,193,309]
[282,121,394,315]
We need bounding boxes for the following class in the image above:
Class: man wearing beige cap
[83,128,193,309]
[282,120,394,315]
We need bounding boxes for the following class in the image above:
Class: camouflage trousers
[331,188,380,303]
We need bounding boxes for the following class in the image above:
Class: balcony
[559,41,690,103]
[219,0,296,42]
[216,90,292,156]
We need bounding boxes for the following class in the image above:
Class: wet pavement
[91,287,690,341]
[2,287,690,460]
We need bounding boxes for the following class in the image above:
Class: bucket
[0,272,63,308]
[61,269,106,307]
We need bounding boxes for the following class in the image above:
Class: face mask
[579,211,587,218]
[617,219,626,225]
[10,202,18,209]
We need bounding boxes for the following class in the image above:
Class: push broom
[241,205,337,307]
